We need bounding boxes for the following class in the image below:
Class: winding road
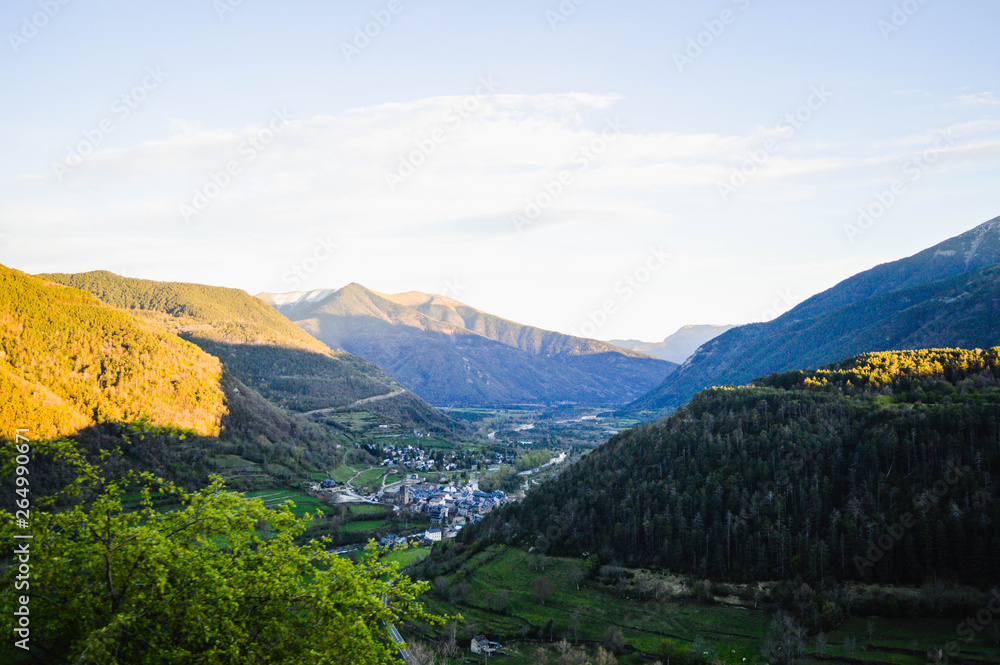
[302,388,406,416]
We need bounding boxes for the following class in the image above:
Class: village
[371,440,517,474]
[381,479,510,540]
[309,468,517,548]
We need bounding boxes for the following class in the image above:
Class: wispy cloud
[16,92,852,224]
[954,91,999,107]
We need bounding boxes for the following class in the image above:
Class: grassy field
[328,464,363,484]
[324,412,378,434]
[347,504,388,517]
[420,546,998,665]
[383,546,432,570]
[213,453,258,468]
[340,519,392,533]
[353,467,387,490]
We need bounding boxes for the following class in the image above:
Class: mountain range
[629,215,1000,413]
[610,324,737,364]
[258,284,677,407]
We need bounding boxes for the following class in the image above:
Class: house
[320,479,336,489]
[379,534,408,548]
[423,528,442,543]
[470,635,501,655]
[427,504,449,523]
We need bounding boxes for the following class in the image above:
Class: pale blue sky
[1,0,998,340]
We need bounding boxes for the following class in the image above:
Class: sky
[1,0,998,342]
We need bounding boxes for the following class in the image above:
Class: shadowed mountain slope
[259,284,676,407]
[629,216,1000,414]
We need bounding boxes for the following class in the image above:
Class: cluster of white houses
[377,443,516,473]
[376,443,465,472]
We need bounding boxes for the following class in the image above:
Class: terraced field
[241,489,331,518]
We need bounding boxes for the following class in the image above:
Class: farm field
[419,547,999,665]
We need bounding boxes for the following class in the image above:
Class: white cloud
[954,91,999,107]
[20,93,835,211]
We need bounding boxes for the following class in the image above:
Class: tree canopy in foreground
[1,439,444,664]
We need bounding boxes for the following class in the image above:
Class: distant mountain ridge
[610,324,737,364]
[629,216,1000,413]
[258,284,676,407]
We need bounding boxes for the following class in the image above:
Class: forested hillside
[477,348,1000,586]
[0,266,226,438]
[0,266,358,490]
[43,271,457,433]
[631,217,1000,413]
[41,271,398,409]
